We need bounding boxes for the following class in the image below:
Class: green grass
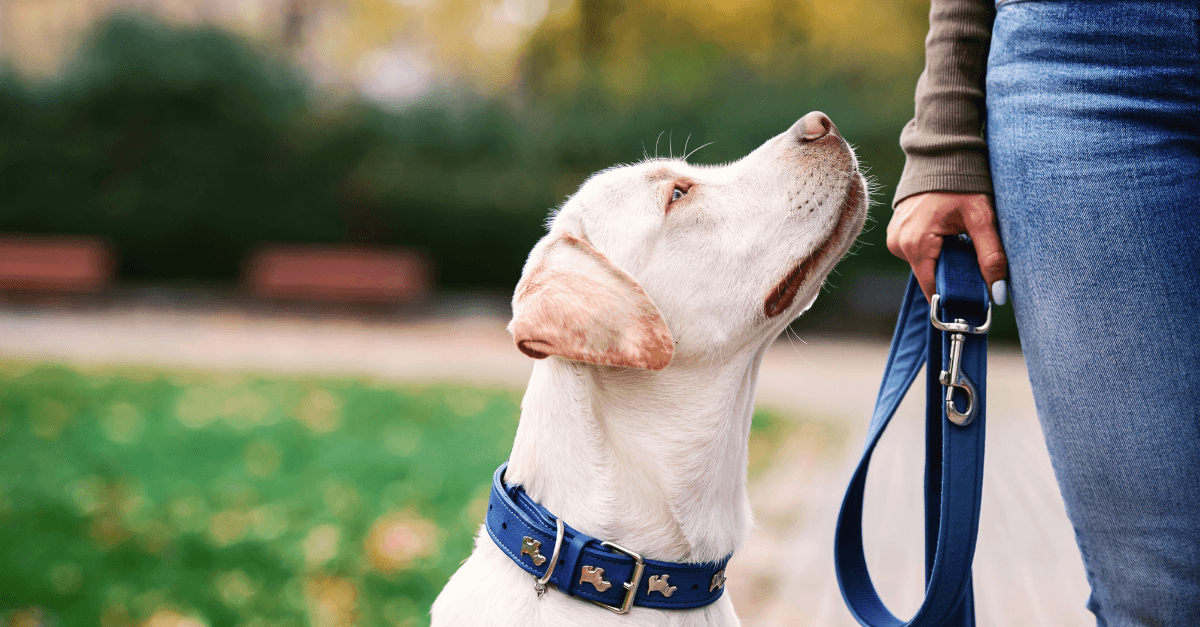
[0,362,795,627]
[0,362,521,627]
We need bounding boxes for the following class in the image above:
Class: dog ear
[508,233,673,370]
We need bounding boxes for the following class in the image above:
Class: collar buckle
[589,541,645,614]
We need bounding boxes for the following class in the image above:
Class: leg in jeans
[987,2,1200,625]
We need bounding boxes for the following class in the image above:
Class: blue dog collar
[485,462,732,613]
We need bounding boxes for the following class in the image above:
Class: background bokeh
[0,3,1056,627]
[0,0,1019,335]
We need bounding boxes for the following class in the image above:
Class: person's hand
[887,192,1008,304]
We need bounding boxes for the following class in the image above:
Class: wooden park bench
[0,235,115,293]
[243,244,431,303]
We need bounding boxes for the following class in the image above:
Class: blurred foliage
[0,11,915,286]
[0,9,1019,339]
[0,361,793,626]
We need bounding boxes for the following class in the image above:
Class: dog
[432,112,868,626]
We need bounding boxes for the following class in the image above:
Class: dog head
[509,112,868,370]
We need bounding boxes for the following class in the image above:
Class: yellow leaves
[173,380,351,436]
[79,478,150,550]
[215,570,257,607]
[347,0,413,50]
[89,511,135,549]
[169,495,209,534]
[641,0,926,62]
[250,503,290,540]
[303,576,358,627]
[307,0,412,73]
[295,389,343,434]
[208,509,252,546]
[208,479,262,545]
[516,0,930,102]
[175,385,274,431]
[175,387,219,429]
[303,523,342,568]
[363,509,440,572]
[220,391,272,430]
[138,609,208,627]
[322,479,361,519]
[443,389,489,419]
[3,363,517,627]
[804,0,926,59]
[9,607,52,627]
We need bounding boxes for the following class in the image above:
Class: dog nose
[794,111,836,141]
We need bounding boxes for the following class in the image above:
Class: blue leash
[834,236,991,627]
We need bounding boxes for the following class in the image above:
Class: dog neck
[505,344,768,564]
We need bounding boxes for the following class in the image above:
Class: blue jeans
[986,1,1200,625]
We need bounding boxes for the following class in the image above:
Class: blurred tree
[0,7,1028,340]
[0,15,553,288]
[0,6,1021,338]
[0,9,922,284]
[518,0,928,101]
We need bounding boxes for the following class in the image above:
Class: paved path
[0,306,1092,626]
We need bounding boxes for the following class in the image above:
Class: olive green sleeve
[893,0,997,207]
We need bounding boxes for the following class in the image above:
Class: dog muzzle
[485,463,733,614]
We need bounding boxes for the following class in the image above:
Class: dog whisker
[685,142,715,163]
[783,324,802,356]
[784,325,824,372]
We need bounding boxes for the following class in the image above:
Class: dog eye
[671,187,686,202]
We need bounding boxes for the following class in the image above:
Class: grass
[0,362,795,627]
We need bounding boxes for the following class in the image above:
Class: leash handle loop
[833,236,990,627]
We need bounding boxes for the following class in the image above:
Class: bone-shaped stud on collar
[647,574,676,597]
[710,569,726,592]
[520,537,546,566]
[580,565,612,592]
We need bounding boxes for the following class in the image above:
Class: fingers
[889,192,1010,304]
[960,195,1009,288]
[912,257,938,303]
[889,194,952,301]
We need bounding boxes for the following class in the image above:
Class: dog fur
[432,113,868,627]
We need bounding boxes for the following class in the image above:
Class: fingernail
[991,280,1008,306]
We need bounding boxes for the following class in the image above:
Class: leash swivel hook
[930,294,991,427]
[940,330,977,425]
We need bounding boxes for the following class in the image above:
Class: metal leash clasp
[930,294,991,426]
[534,518,566,598]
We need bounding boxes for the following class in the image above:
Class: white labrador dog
[432,112,867,626]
